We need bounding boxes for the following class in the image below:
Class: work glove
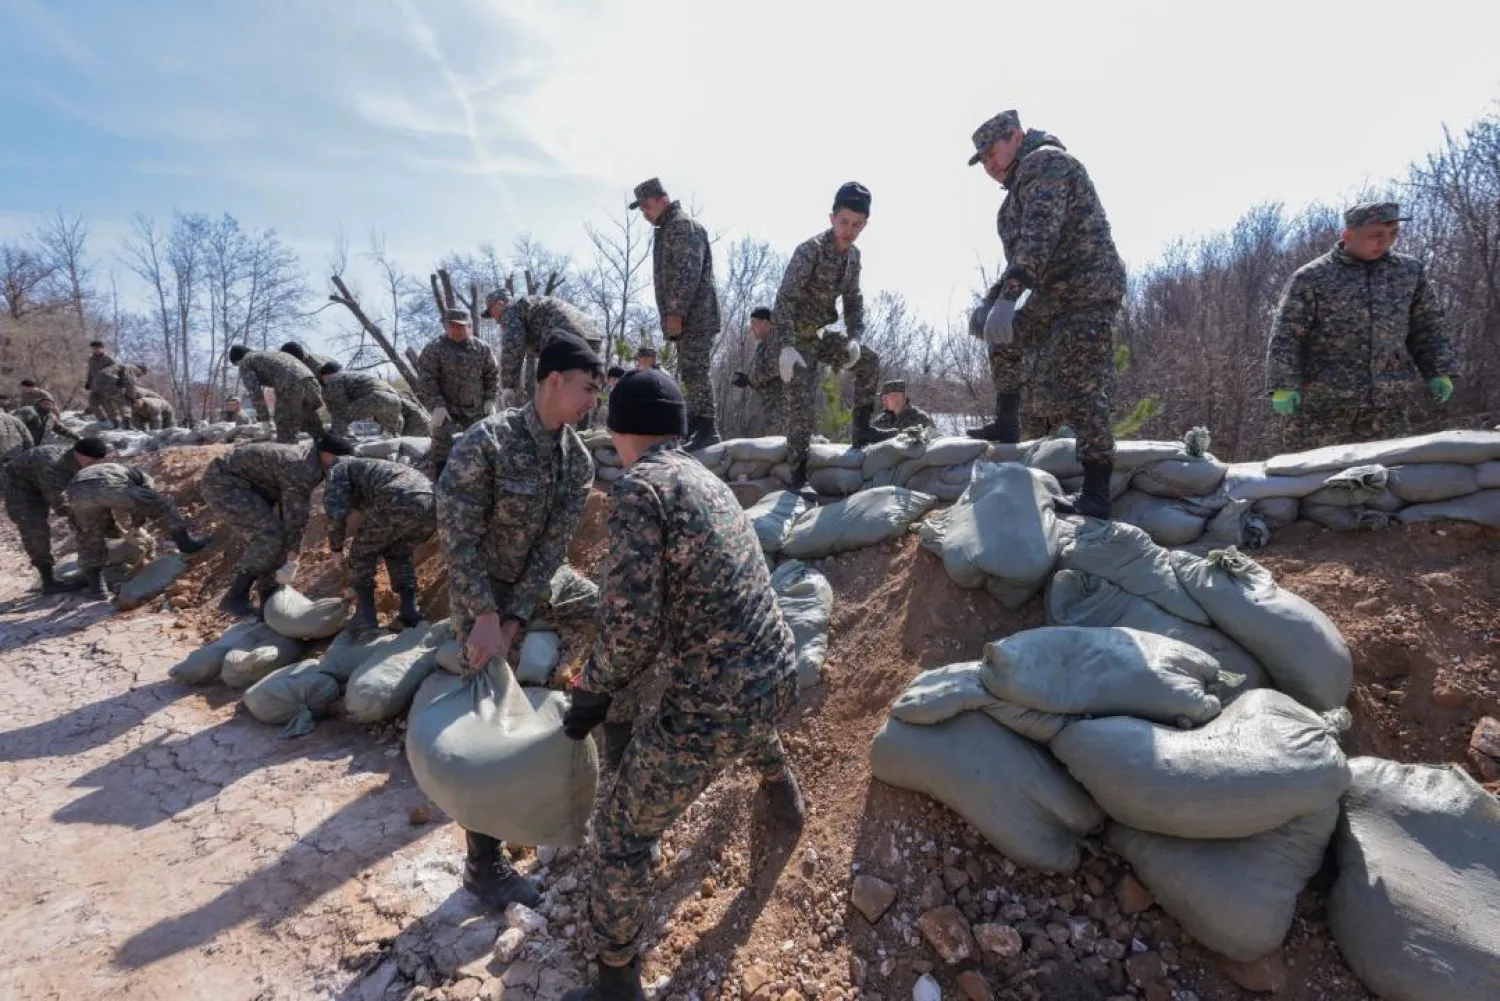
[1430,376,1454,403]
[1270,389,1301,416]
[779,347,806,384]
[562,687,612,741]
[275,558,298,586]
[730,372,750,389]
[429,406,449,426]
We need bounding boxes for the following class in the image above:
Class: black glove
[730,372,750,389]
[562,688,612,741]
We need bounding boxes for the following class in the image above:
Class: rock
[410,805,431,825]
[850,875,897,923]
[955,972,992,1001]
[1434,677,1470,709]
[1095,939,1126,961]
[1470,747,1500,782]
[493,927,526,964]
[1125,952,1165,988]
[778,992,803,1001]
[1472,716,1500,758]
[943,866,970,893]
[1144,986,1171,1001]
[1081,957,1110,983]
[848,956,867,987]
[973,923,1023,958]
[912,974,941,1001]
[918,876,948,911]
[1222,952,1288,994]
[1046,923,1071,946]
[1116,874,1155,915]
[917,906,975,964]
[874,830,902,871]
[430,914,503,979]
[505,903,548,936]
[743,962,776,999]
[449,980,483,1001]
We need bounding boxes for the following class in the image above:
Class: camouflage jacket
[436,404,593,624]
[65,462,154,505]
[215,441,325,550]
[652,202,721,337]
[993,130,1126,309]
[416,333,499,421]
[1266,243,1455,401]
[13,405,78,443]
[294,352,335,378]
[0,412,34,463]
[772,229,865,349]
[581,442,795,722]
[748,336,781,390]
[7,444,83,513]
[871,402,935,432]
[91,363,142,398]
[324,456,433,552]
[239,351,317,420]
[321,370,392,413]
[85,352,117,388]
[500,296,601,391]
[19,386,55,408]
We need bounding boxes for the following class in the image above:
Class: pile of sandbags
[771,560,834,689]
[779,487,936,560]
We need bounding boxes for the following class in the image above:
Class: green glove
[1430,376,1454,403]
[1270,389,1301,415]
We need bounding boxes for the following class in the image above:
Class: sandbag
[169,622,264,686]
[1252,496,1300,529]
[983,443,1025,464]
[725,437,787,464]
[1266,429,1500,475]
[1059,519,1210,625]
[436,638,462,674]
[1113,440,1192,473]
[242,660,341,738]
[1113,491,1206,546]
[940,461,977,485]
[593,447,623,468]
[1022,437,1083,480]
[1304,464,1390,507]
[1222,461,1332,501]
[319,628,402,683]
[406,660,599,847]
[1108,805,1338,962]
[113,554,191,611]
[904,467,966,503]
[515,630,561,686]
[982,627,1233,726]
[222,629,307,689]
[1301,502,1392,532]
[808,466,865,497]
[860,429,930,479]
[1173,547,1353,711]
[781,486,936,560]
[727,459,774,481]
[1132,455,1227,499]
[808,442,865,470]
[1328,758,1500,1001]
[264,587,349,640]
[692,441,732,475]
[892,438,987,483]
[345,622,440,722]
[1397,489,1500,528]
[771,560,833,689]
[1051,689,1350,839]
[356,439,401,460]
[1387,463,1479,503]
[870,713,1104,872]
[890,663,1069,743]
[1476,460,1500,489]
[1188,496,1252,553]
[729,479,779,508]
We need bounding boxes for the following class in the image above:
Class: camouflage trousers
[785,329,881,474]
[426,413,480,481]
[2,469,57,570]
[587,673,797,965]
[273,377,327,444]
[346,494,436,592]
[199,460,289,588]
[450,564,600,655]
[66,479,186,572]
[673,328,717,424]
[1280,393,1412,454]
[988,300,1118,464]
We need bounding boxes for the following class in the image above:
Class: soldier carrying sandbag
[2,436,110,593]
[325,455,435,632]
[130,390,175,431]
[64,461,210,600]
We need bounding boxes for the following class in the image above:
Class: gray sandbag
[1222,461,1332,501]
[892,438,988,483]
[222,628,307,689]
[595,465,625,484]
[1366,489,1405,514]
[1304,464,1391,507]
[356,439,401,460]
[692,441,732,475]
[808,466,865,497]
[781,486,936,560]
[242,659,341,739]
[1132,456,1228,499]
[406,659,599,847]
[345,622,441,722]
[1476,460,1500,489]
[890,663,1069,743]
[870,713,1104,872]
[940,461,977,485]
[1113,491,1207,546]
[1059,519,1210,625]
[1301,502,1392,532]
[1113,440,1193,473]
[771,560,833,689]
[768,462,794,487]
[169,621,264,686]
[728,479,776,508]
[319,628,402,683]
[983,443,1025,463]
[593,447,623,468]
[1061,470,1135,500]
[1387,463,1479,503]
[264,587,350,640]
[113,554,191,611]
[917,463,1066,608]
[860,428,931,479]
[1328,757,1500,1001]
[1108,805,1339,962]
[905,466,967,503]
[725,436,787,464]
[808,442,864,469]
[1190,497,1252,552]
[1173,547,1353,711]
[436,638,462,674]
[1266,429,1500,475]
[745,490,811,554]
[981,627,1234,726]
[1051,689,1350,840]
[515,630,561,686]
[1397,489,1500,528]
[1022,436,1083,480]
[1253,496,1300,529]
[727,459,774,481]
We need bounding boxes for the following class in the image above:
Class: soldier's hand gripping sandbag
[562,686,611,740]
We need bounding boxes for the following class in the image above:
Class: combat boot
[848,405,877,449]
[38,565,88,594]
[171,527,211,555]
[82,569,111,602]
[683,416,721,452]
[462,831,542,912]
[966,392,1022,443]
[346,584,379,633]
[395,586,423,628]
[764,769,806,829]
[1072,460,1114,520]
[219,572,258,618]
[559,957,646,1001]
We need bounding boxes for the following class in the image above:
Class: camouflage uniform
[292,351,336,379]
[984,127,1125,463]
[652,202,721,423]
[2,444,83,571]
[131,392,174,430]
[220,407,252,426]
[416,333,500,477]
[236,350,327,444]
[64,462,189,571]
[85,351,118,421]
[744,335,786,435]
[1266,242,1455,452]
[498,297,601,402]
[871,401,935,432]
[13,405,79,444]
[322,370,429,438]
[579,442,797,965]
[324,457,435,592]
[199,441,325,590]
[18,386,55,408]
[0,412,35,468]
[90,363,143,427]
[772,230,883,472]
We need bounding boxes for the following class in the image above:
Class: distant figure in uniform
[14,398,79,444]
[634,346,658,371]
[84,340,117,420]
[730,306,785,437]
[869,379,935,437]
[221,397,251,425]
[318,361,430,438]
[416,308,500,479]
[91,362,146,430]
[229,345,328,444]
[2,436,110,593]
[489,288,602,407]
[18,379,54,409]
[325,455,435,632]
[64,462,210,600]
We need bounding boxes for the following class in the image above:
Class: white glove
[779,347,806,384]
[275,559,298,587]
[430,406,449,426]
[844,340,861,367]
[984,298,1018,346]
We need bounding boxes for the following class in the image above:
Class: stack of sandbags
[780,486,936,560]
[745,490,813,555]
[169,621,268,685]
[345,621,443,722]
[771,560,834,689]
[221,625,307,689]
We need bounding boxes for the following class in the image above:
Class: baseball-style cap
[636,345,657,358]
[968,110,1022,165]
[628,177,667,210]
[443,308,471,325]
[1344,201,1410,228]
[485,289,510,308]
[880,379,907,395]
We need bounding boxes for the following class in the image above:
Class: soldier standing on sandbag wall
[729,307,786,437]
[229,345,329,444]
[560,370,804,1001]
[436,332,606,915]
[325,456,435,632]
[416,308,500,479]
[773,182,884,486]
[14,397,79,445]
[1265,201,1456,452]
[84,340,117,421]
[64,462,210,601]
[280,341,337,380]
[964,109,1126,520]
[869,379,936,437]
[630,177,723,451]
[489,288,602,408]
[201,435,356,617]
[2,436,110,593]
[318,361,430,438]
[17,379,55,409]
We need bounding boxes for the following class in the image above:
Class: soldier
[634,346,658,371]
[0,410,34,469]
[14,398,79,444]
[416,308,500,479]
[729,306,785,437]
[91,362,145,430]
[869,379,935,434]
[18,379,55,409]
[64,462,210,600]
[84,340,117,419]
[200,435,355,617]
[2,436,110,593]
[221,397,251,425]
[560,370,804,999]
[280,341,336,380]
[1266,201,1456,452]
[772,182,885,484]
[490,289,602,406]
[436,332,605,915]
[325,456,435,631]
[318,361,430,438]
[963,109,1126,520]
[228,344,328,444]
[131,391,175,431]
[631,177,722,451]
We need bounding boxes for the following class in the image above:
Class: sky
[2,0,1498,351]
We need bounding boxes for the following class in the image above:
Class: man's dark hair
[315,434,358,457]
[319,361,342,376]
[228,345,249,363]
[280,342,307,359]
[750,307,772,321]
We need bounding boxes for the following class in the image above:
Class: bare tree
[37,211,93,344]
[577,208,655,363]
[0,240,57,321]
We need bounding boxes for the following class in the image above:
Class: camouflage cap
[880,379,907,395]
[628,177,667,210]
[968,110,1022,166]
[485,288,510,308]
[443,307,471,325]
[1344,201,1410,228]
[636,344,657,358]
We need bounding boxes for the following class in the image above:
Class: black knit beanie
[319,360,342,376]
[607,370,687,436]
[74,436,110,459]
[536,332,603,383]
